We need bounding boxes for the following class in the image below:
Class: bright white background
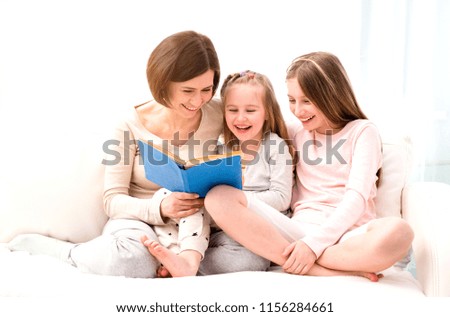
[1,0,448,184]
[0,0,363,124]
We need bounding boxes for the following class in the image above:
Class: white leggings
[246,196,370,245]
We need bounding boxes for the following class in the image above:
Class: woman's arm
[102,122,168,225]
[102,121,205,224]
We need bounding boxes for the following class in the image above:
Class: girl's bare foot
[141,237,200,277]
[296,263,383,282]
[348,271,383,282]
[157,265,171,278]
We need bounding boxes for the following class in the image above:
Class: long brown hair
[286,52,368,129]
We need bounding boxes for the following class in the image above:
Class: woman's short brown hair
[146,31,220,106]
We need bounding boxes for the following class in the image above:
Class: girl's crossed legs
[204,185,413,281]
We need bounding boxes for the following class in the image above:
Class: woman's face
[287,78,334,134]
[166,69,215,118]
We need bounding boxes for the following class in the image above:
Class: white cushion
[374,136,412,218]
[0,132,108,243]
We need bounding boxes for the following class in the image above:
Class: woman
[8,31,268,278]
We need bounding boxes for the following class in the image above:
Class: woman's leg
[8,218,160,278]
[317,217,414,273]
[69,218,159,278]
[8,233,75,262]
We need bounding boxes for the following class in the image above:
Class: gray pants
[70,218,159,278]
[70,219,270,278]
[199,230,270,275]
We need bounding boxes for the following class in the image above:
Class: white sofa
[1,123,449,314]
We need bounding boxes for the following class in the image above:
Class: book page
[140,140,187,166]
[184,151,243,168]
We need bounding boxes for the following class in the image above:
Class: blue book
[138,140,243,197]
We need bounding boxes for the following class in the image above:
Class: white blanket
[1,243,427,316]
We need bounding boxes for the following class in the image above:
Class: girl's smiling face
[287,78,335,134]
[224,83,267,143]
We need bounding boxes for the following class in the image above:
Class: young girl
[204,52,414,281]
[220,70,295,214]
[143,70,295,277]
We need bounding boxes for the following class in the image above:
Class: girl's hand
[282,240,317,275]
[160,192,204,220]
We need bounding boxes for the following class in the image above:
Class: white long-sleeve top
[102,99,223,225]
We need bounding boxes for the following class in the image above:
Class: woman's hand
[160,192,204,220]
[282,240,317,275]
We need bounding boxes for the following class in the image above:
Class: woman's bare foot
[141,236,171,277]
[141,237,201,277]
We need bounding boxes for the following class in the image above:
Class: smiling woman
[7,30,247,279]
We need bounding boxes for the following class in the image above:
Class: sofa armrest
[402,181,450,297]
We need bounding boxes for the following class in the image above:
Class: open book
[138,140,243,197]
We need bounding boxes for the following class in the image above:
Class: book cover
[138,140,243,197]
